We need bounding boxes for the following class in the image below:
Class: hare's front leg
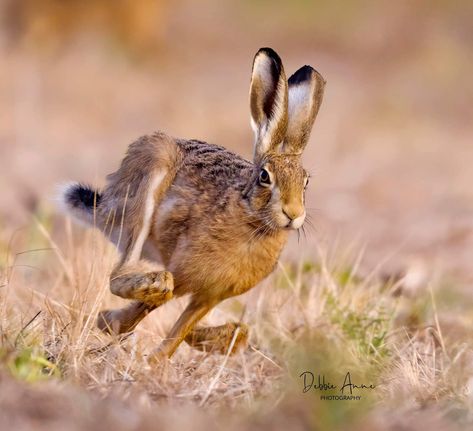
[185,322,249,354]
[149,297,213,361]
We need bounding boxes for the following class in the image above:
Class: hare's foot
[110,270,174,307]
[97,301,155,335]
[185,322,249,354]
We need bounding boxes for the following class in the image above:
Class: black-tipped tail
[65,183,101,209]
[61,183,102,225]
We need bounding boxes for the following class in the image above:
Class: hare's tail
[58,182,102,226]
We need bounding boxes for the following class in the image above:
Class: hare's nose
[282,205,303,221]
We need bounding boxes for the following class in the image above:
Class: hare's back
[175,139,253,191]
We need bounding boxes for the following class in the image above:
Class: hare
[61,47,325,360]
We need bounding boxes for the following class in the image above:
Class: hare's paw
[185,322,249,354]
[133,271,174,306]
[110,270,174,306]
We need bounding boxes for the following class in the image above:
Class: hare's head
[244,48,325,230]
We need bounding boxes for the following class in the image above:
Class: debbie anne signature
[299,371,376,395]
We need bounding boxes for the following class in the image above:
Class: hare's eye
[259,168,271,186]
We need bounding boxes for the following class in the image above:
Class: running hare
[61,48,325,360]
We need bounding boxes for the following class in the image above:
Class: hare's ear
[283,66,325,155]
[249,48,288,160]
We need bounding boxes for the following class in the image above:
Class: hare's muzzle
[281,206,306,229]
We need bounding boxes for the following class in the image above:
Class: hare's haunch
[61,48,325,360]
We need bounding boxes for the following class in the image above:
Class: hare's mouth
[284,219,305,230]
[278,211,306,230]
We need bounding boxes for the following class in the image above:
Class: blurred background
[0,0,472,283]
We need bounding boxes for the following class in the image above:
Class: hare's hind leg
[110,260,173,305]
[98,301,155,334]
[98,261,174,334]
[98,170,174,333]
[185,322,249,354]
[110,170,174,305]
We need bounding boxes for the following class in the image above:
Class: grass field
[1,1,473,430]
[1,213,472,430]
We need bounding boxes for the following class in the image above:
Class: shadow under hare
[61,47,325,361]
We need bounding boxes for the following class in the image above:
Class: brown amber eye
[259,168,271,186]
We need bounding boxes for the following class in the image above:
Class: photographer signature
[299,371,376,395]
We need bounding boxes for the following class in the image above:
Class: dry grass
[1,212,472,430]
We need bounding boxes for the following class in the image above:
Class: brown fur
[62,48,325,360]
[98,132,182,259]
[185,322,249,354]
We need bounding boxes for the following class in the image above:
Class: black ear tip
[255,47,283,70]
[257,47,280,58]
[288,65,316,85]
